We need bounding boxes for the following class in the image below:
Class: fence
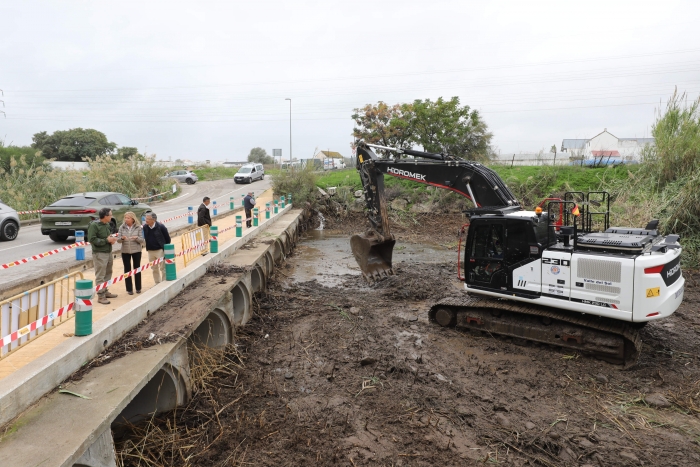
[182,225,209,266]
[490,155,639,168]
[1,271,84,357]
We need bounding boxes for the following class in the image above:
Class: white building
[561,129,654,163]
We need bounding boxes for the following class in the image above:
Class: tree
[405,97,493,161]
[247,147,274,164]
[351,97,494,162]
[351,102,413,149]
[116,146,142,159]
[31,128,117,161]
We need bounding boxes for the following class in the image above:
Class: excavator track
[429,295,642,368]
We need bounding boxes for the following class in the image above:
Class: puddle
[288,231,455,287]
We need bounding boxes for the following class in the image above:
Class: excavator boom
[351,143,519,279]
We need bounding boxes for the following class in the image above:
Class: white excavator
[351,143,684,366]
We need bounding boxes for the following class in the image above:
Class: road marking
[0,238,54,252]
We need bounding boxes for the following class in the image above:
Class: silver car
[163,170,198,185]
[234,164,265,184]
[0,200,20,241]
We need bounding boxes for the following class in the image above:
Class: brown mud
[119,213,700,466]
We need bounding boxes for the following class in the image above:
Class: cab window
[471,224,504,259]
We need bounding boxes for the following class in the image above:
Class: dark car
[40,192,152,242]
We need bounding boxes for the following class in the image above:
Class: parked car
[234,163,265,184]
[40,192,152,242]
[0,200,20,241]
[162,170,198,184]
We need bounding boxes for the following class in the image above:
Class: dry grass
[114,343,245,467]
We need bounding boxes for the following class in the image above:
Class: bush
[0,155,83,212]
[0,154,177,213]
[86,155,175,199]
[271,164,318,207]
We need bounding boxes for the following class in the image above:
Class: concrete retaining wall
[0,207,309,467]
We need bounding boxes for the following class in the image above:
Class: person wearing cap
[243,192,256,228]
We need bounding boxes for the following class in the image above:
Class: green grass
[316,169,360,190]
[191,167,239,181]
[315,165,638,209]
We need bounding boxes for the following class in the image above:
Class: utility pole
[285,98,292,164]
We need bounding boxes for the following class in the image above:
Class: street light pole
[285,98,292,165]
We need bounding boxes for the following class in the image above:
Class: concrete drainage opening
[231,282,250,326]
[251,266,265,293]
[283,231,293,254]
[113,364,186,427]
[264,252,274,275]
[191,308,231,348]
[271,240,283,265]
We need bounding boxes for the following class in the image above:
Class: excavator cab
[463,214,548,292]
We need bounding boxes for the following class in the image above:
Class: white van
[323,159,346,170]
[234,163,265,184]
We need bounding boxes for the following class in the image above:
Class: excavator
[351,142,684,366]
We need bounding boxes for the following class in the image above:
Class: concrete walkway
[0,190,277,380]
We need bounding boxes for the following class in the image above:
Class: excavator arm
[352,143,520,279]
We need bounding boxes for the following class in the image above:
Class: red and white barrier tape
[1,242,88,269]
[0,202,274,270]
[1,302,71,348]
[131,190,171,201]
[0,206,284,346]
[16,209,42,215]
[94,240,207,291]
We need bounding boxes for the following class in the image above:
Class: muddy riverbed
[118,214,700,466]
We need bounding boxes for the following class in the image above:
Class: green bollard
[74,279,94,336]
[236,216,242,237]
[265,202,271,219]
[288,193,292,206]
[281,196,286,209]
[253,208,259,226]
[230,196,234,210]
[274,200,279,214]
[210,226,219,253]
[165,243,177,281]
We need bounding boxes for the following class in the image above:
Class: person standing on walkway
[197,196,212,256]
[118,211,145,295]
[88,208,118,305]
[143,212,171,284]
[243,191,256,228]
[197,197,212,227]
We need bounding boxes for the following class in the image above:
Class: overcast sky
[1,0,699,162]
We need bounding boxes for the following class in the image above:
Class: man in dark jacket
[197,196,211,256]
[143,212,171,284]
[197,197,212,227]
[243,192,256,228]
[88,207,118,304]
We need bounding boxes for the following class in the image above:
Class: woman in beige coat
[118,212,146,295]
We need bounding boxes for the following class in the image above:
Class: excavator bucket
[350,232,396,280]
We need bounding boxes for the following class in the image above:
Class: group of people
[87,192,256,305]
[88,209,171,305]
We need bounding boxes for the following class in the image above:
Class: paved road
[0,177,271,287]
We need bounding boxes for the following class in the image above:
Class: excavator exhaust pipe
[350,232,396,280]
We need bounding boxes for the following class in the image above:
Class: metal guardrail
[1,271,84,357]
[182,225,209,267]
